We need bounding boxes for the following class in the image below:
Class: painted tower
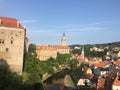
[0,16,26,74]
[81,46,85,60]
[61,33,66,46]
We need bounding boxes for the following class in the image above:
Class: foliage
[0,59,22,90]
[69,59,78,71]
[70,41,120,58]
[28,43,36,53]
[24,44,43,84]
[56,53,71,65]
[72,49,81,55]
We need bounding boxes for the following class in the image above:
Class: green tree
[0,59,23,90]
[24,44,43,84]
[56,53,70,65]
[69,59,78,71]
[72,49,81,55]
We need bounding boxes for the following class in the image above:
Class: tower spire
[61,33,66,46]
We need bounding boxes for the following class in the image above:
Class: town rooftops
[55,45,70,49]
[0,16,24,29]
[97,78,105,90]
[115,59,120,66]
[113,75,120,86]
[94,62,107,68]
[36,45,70,50]
[36,45,57,50]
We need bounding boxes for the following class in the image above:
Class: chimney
[17,21,20,27]
[0,19,1,25]
[23,25,26,28]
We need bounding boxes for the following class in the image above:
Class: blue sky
[0,0,120,45]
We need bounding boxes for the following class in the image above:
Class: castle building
[36,45,57,60]
[36,33,70,61]
[0,16,26,74]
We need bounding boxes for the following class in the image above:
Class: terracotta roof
[55,45,70,49]
[36,45,70,50]
[36,46,57,50]
[113,76,120,86]
[115,59,120,66]
[0,16,24,29]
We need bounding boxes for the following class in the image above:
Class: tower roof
[0,16,25,29]
[63,33,65,36]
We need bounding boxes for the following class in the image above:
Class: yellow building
[36,46,57,61]
[0,16,26,74]
[36,33,70,61]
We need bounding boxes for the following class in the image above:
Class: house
[112,74,120,90]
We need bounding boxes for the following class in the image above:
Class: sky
[0,0,120,45]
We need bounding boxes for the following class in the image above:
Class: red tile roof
[0,16,24,29]
[55,45,70,49]
[36,46,57,50]
[113,76,120,86]
[115,60,120,66]
[36,45,70,50]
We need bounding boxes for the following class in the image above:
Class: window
[1,31,4,34]
[19,31,22,34]
[10,32,13,35]
[11,40,13,44]
[6,48,8,52]
[0,39,4,44]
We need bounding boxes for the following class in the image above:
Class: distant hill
[69,41,120,49]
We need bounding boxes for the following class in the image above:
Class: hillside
[69,41,120,49]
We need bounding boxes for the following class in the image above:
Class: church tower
[61,33,67,46]
[81,46,85,60]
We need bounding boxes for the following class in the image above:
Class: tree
[24,44,43,84]
[69,59,78,71]
[56,53,70,65]
[72,49,81,55]
[0,59,23,90]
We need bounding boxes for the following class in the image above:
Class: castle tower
[0,17,26,74]
[61,33,66,46]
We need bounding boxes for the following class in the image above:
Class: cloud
[20,19,38,24]
[54,20,116,32]
[27,29,61,37]
[61,26,105,33]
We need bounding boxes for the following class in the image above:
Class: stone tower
[61,33,66,46]
[0,17,26,74]
[81,47,85,60]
